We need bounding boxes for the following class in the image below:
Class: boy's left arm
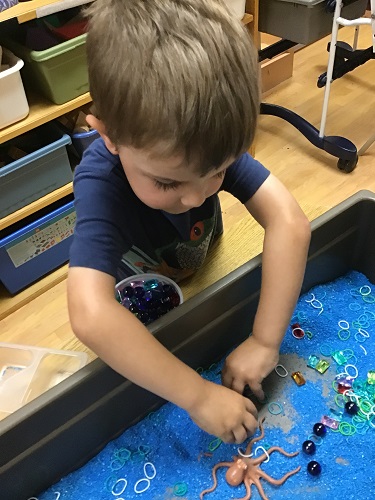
[221,173,311,400]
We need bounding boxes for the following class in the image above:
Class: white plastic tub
[0,48,29,129]
[224,0,246,19]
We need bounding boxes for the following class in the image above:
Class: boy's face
[116,145,233,214]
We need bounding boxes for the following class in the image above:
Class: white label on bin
[6,210,76,268]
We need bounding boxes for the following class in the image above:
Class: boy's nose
[180,189,207,209]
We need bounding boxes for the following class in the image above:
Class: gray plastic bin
[0,124,72,218]
[1,190,375,499]
[259,0,368,45]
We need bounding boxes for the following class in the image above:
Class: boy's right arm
[68,266,258,443]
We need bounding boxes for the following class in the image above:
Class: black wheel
[317,74,327,88]
[337,155,358,173]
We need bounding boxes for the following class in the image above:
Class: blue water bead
[161,296,174,311]
[121,297,132,309]
[144,290,153,302]
[130,297,142,308]
[157,304,168,316]
[302,440,316,455]
[162,284,173,296]
[122,286,134,298]
[148,309,160,321]
[144,279,160,291]
[313,423,326,437]
[138,311,150,324]
[150,289,163,301]
[134,286,145,298]
[137,298,150,311]
[307,461,322,476]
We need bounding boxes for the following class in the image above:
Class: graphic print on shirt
[120,215,217,282]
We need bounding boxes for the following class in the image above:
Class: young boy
[68,0,311,444]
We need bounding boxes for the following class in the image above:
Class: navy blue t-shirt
[69,139,270,282]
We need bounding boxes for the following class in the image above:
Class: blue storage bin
[0,200,76,294]
[71,128,99,158]
[0,124,72,219]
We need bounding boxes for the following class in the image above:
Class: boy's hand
[188,379,258,444]
[221,337,279,401]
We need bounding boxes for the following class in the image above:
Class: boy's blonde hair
[86,0,259,173]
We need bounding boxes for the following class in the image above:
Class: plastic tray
[0,342,88,419]
[259,0,368,44]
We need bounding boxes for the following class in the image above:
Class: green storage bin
[4,34,88,105]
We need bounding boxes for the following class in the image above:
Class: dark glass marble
[345,401,359,415]
[307,461,322,476]
[302,440,316,455]
[313,423,326,437]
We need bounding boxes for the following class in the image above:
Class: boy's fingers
[232,426,249,444]
[220,368,232,388]
[243,412,258,437]
[220,431,235,444]
[248,381,265,402]
[231,378,246,395]
[244,397,258,419]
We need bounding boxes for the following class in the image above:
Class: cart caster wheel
[337,156,358,173]
[317,74,327,88]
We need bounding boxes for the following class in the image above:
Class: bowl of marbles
[115,273,183,325]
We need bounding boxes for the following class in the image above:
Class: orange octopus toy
[200,418,301,500]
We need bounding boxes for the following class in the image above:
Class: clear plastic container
[116,273,183,325]
[0,342,88,418]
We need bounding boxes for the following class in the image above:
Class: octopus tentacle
[235,477,253,500]
[252,446,299,466]
[244,417,266,456]
[251,475,270,500]
[199,462,233,499]
[257,465,301,486]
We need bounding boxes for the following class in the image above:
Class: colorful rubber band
[268,402,284,415]
[208,438,222,452]
[173,482,188,496]
[338,329,351,341]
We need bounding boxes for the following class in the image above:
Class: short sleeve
[69,143,129,278]
[221,153,270,204]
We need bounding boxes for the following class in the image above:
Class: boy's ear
[86,114,119,155]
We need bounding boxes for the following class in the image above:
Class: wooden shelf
[0,91,92,144]
[0,0,92,24]
[242,13,253,25]
[0,181,73,231]
[0,0,60,23]
[1,2,252,25]
[0,263,68,320]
